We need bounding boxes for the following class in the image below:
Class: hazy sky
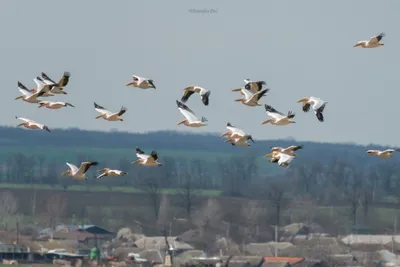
[1,0,399,146]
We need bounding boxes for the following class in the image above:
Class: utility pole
[274,225,278,257]
[16,220,19,245]
[169,220,172,237]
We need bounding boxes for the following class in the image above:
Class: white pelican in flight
[233,88,269,107]
[268,145,303,156]
[95,168,128,179]
[353,33,385,48]
[221,123,246,139]
[15,82,44,103]
[225,135,254,146]
[61,161,98,180]
[131,147,162,166]
[181,86,211,106]
[126,75,156,89]
[15,116,50,132]
[94,102,127,121]
[41,71,70,94]
[31,77,55,97]
[233,79,267,94]
[38,101,75,109]
[176,100,207,127]
[261,105,296,125]
[366,149,400,158]
[264,151,295,167]
[297,96,327,122]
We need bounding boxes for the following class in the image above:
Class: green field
[0,183,222,196]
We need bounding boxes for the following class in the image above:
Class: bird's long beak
[220,132,229,137]
[16,123,24,127]
[297,98,307,103]
[61,171,69,176]
[232,88,242,92]
[260,120,271,125]
[95,115,103,119]
[14,96,23,100]
[353,43,361,47]
[234,99,243,102]
[177,120,186,125]
[126,82,135,86]
[62,91,68,94]
[264,153,273,158]
[97,168,105,172]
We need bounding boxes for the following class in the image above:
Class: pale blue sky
[1,0,399,146]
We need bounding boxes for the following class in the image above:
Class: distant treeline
[0,126,399,203]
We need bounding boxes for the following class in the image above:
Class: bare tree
[0,191,18,217]
[267,180,286,240]
[194,198,223,228]
[141,176,162,221]
[46,193,67,229]
[178,172,198,221]
[241,200,264,242]
[157,194,170,230]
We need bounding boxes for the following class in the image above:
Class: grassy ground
[0,183,222,196]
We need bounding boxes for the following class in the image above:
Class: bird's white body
[94,103,127,121]
[265,112,293,125]
[227,136,252,146]
[126,75,156,89]
[354,33,385,48]
[367,149,398,158]
[33,77,55,97]
[270,145,303,156]
[16,82,42,103]
[297,96,327,122]
[181,86,211,106]
[15,117,50,131]
[38,101,74,109]
[243,79,266,94]
[62,162,98,180]
[266,151,295,167]
[96,168,127,179]
[132,148,162,167]
[176,101,207,127]
[223,124,246,139]
[235,88,268,106]
[41,72,70,94]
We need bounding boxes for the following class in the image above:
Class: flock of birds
[13,32,396,180]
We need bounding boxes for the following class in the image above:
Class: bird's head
[297,97,309,103]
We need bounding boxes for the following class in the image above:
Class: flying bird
[264,151,295,167]
[261,105,296,125]
[15,116,50,132]
[94,102,127,121]
[176,100,207,127]
[126,75,156,89]
[297,96,327,122]
[221,123,246,139]
[269,145,303,156]
[41,71,70,94]
[38,101,75,109]
[366,149,400,158]
[233,79,266,94]
[233,88,268,107]
[15,82,44,103]
[131,147,162,166]
[353,33,385,48]
[181,86,211,106]
[95,168,128,179]
[225,135,254,146]
[31,77,55,97]
[61,161,98,180]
